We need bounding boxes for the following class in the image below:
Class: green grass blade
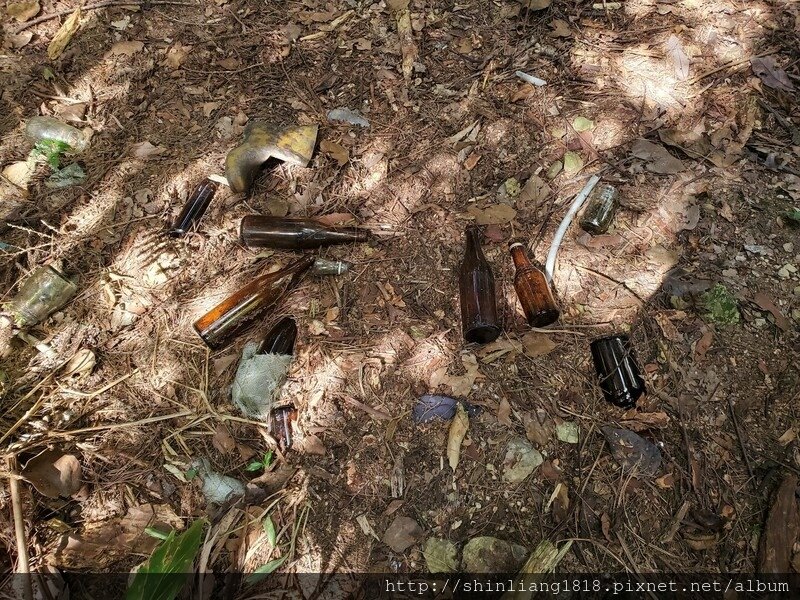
[126,518,205,600]
[245,555,287,586]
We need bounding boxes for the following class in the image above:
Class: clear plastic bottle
[579,184,618,235]
[7,265,78,327]
[25,116,88,152]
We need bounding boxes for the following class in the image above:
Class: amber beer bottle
[509,242,560,327]
[257,316,297,355]
[193,256,313,348]
[240,216,370,249]
[459,225,501,344]
[170,179,218,237]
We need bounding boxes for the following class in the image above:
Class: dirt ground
[1,0,800,595]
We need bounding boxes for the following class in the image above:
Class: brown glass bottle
[170,179,218,237]
[193,256,313,349]
[509,242,560,327]
[459,225,501,344]
[256,316,297,355]
[240,216,370,249]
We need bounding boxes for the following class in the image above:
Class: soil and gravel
[1,0,799,595]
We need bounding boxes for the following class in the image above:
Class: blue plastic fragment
[413,395,457,424]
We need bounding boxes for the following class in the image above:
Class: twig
[9,457,33,600]
[727,396,756,489]
[574,265,645,305]
[688,48,777,85]
[14,0,198,33]
[343,396,392,421]
[48,409,193,437]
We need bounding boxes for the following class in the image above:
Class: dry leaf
[320,139,350,166]
[631,138,685,174]
[5,30,33,48]
[778,429,796,446]
[521,0,552,10]
[620,410,670,432]
[467,204,517,225]
[752,292,790,331]
[694,326,713,360]
[131,140,165,158]
[679,204,701,231]
[110,40,144,56]
[212,424,236,454]
[655,473,675,489]
[521,332,556,357]
[391,0,417,83]
[654,312,681,341]
[297,433,326,455]
[164,42,191,69]
[48,7,81,60]
[447,403,469,470]
[601,513,613,542]
[7,0,40,21]
[665,34,690,81]
[750,56,794,92]
[497,397,513,427]
[2,160,35,191]
[22,450,82,498]
[549,19,571,38]
[464,152,481,170]
[518,175,550,206]
[552,482,569,522]
[478,338,522,363]
[577,233,624,249]
[60,349,96,379]
[316,212,356,226]
[759,474,800,572]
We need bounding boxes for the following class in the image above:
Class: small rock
[722,269,737,278]
[778,264,796,279]
[383,516,423,553]
[461,537,528,573]
[785,243,794,253]
[502,436,543,483]
[423,537,459,573]
[793,285,800,296]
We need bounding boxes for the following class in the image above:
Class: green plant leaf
[701,283,740,325]
[572,116,594,132]
[786,209,800,224]
[144,527,170,541]
[263,451,274,468]
[245,556,287,586]
[263,515,276,548]
[33,139,72,169]
[184,468,198,481]
[126,519,205,600]
[246,461,263,472]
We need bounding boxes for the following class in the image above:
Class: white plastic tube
[545,175,601,283]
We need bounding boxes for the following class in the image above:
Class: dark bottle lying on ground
[590,334,646,409]
[270,405,298,451]
[459,225,501,344]
[240,216,370,249]
[257,316,297,355]
[169,178,218,237]
[509,241,560,327]
[193,255,314,349]
[579,184,619,235]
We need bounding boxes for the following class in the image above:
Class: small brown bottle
[459,225,501,344]
[240,216,370,249]
[170,179,218,237]
[509,242,560,327]
[193,256,314,349]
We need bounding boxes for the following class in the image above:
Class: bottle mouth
[508,241,524,250]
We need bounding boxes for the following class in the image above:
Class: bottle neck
[465,226,484,259]
[509,243,533,272]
